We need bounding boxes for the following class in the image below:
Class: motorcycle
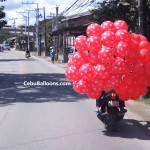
[97,90,127,131]
[25,52,30,58]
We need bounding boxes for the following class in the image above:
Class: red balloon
[140,86,148,96]
[145,74,150,86]
[87,90,102,99]
[125,85,135,98]
[73,81,78,91]
[114,42,129,58]
[128,39,139,51]
[129,85,141,100]
[137,75,149,87]
[88,51,99,66]
[118,93,130,101]
[67,57,74,67]
[133,62,145,75]
[129,33,140,43]
[101,21,115,33]
[74,35,88,52]
[139,34,148,42]
[94,64,110,79]
[125,48,140,63]
[98,46,114,64]
[123,73,137,86]
[115,29,129,42]
[79,64,94,80]
[114,20,128,31]
[69,20,150,101]
[131,95,140,101]
[139,41,150,50]
[139,49,150,62]
[72,52,88,68]
[101,31,116,47]
[125,61,135,73]
[73,79,89,94]
[86,23,101,37]
[111,57,126,74]
[65,66,80,81]
[91,78,105,92]
[107,75,122,88]
[87,36,102,52]
[145,61,150,76]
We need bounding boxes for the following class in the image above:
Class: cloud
[2,0,100,26]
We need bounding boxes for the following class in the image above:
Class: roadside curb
[30,52,68,71]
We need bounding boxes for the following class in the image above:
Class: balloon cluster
[65,20,150,101]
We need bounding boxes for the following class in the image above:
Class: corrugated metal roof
[62,11,91,21]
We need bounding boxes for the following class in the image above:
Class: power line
[25,4,36,17]
[60,0,77,14]
[63,0,96,18]
[60,0,81,16]
[64,0,89,16]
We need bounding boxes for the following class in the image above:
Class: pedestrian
[50,49,55,64]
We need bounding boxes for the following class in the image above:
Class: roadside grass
[138,97,150,105]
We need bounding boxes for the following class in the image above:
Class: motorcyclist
[95,88,127,113]
[25,48,30,57]
[95,90,106,113]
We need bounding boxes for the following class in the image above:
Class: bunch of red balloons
[65,20,150,101]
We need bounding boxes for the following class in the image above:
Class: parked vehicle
[3,41,10,50]
[68,47,78,59]
[97,90,127,131]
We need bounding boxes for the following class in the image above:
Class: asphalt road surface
[0,49,150,150]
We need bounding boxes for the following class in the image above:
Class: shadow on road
[102,119,150,140]
[0,73,88,106]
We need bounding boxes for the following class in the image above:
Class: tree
[145,0,150,41]
[90,0,138,33]
[0,6,7,28]
[0,30,14,43]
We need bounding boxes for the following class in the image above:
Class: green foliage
[0,6,7,29]
[146,0,150,41]
[46,33,53,48]
[90,0,150,40]
[90,0,138,33]
[39,19,53,48]
[0,30,14,43]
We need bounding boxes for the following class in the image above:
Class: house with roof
[52,11,92,63]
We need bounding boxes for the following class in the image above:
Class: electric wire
[64,0,90,16]
[60,0,81,15]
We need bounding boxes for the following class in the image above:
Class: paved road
[0,49,150,150]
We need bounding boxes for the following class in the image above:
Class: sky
[1,0,101,27]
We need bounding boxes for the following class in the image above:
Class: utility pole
[17,11,30,51]
[43,7,47,54]
[9,18,17,48]
[36,5,40,56]
[42,7,47,56]
[22,2,40,55]
[138,0,147,36]
[56,6,59,31]
[39,7,47,56]
[23,16,27,35]
[27,11,30,51]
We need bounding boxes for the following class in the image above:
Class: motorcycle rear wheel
[105,115,117,132]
